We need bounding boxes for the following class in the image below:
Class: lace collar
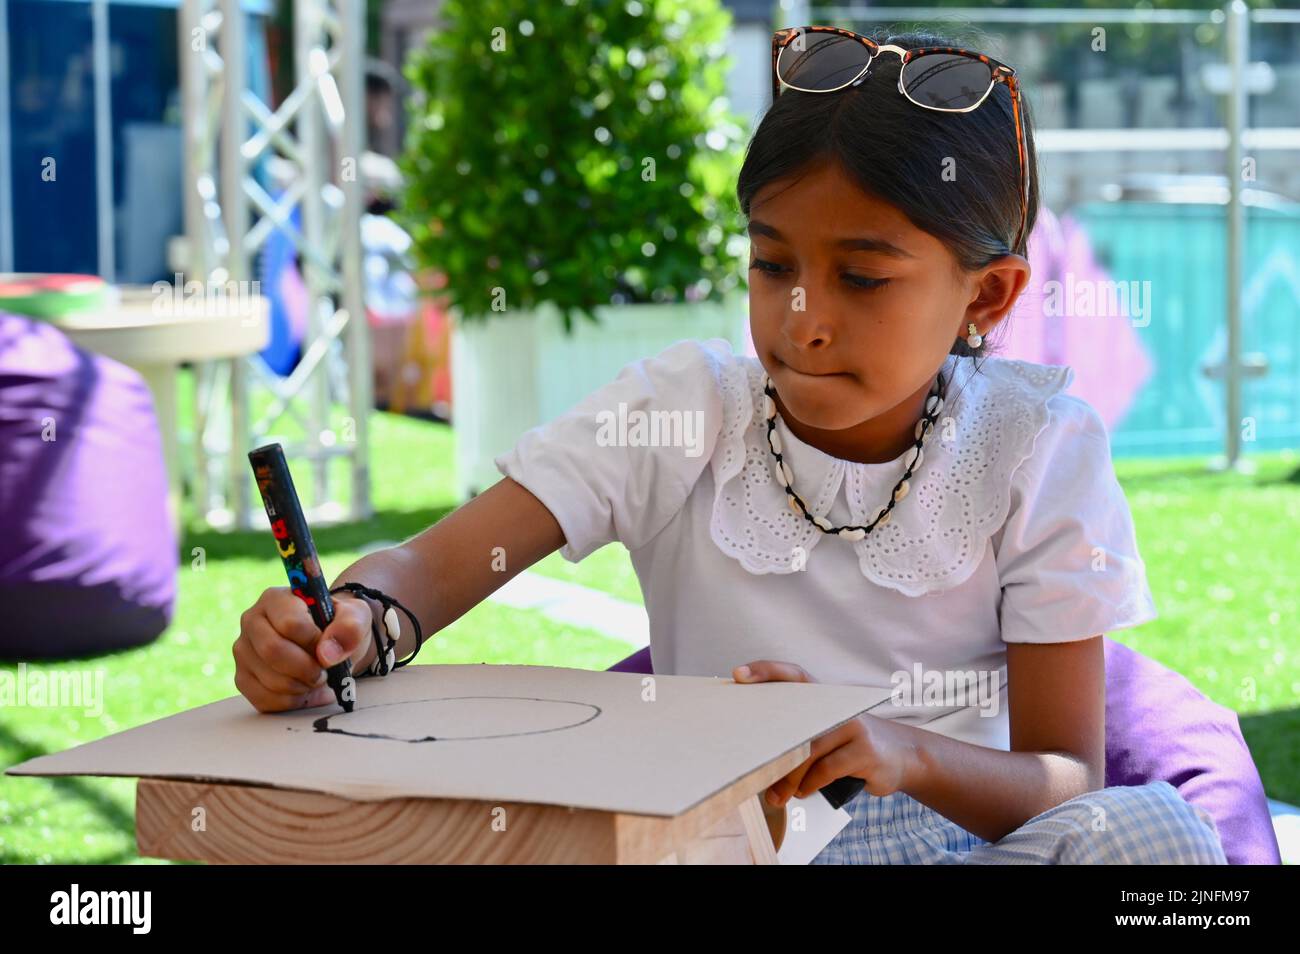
[708,352,1075,595]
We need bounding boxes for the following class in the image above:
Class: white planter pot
[450,292,748,500]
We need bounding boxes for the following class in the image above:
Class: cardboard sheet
[7,664,892,817]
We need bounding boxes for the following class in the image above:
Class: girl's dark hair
[736,27,1040,359]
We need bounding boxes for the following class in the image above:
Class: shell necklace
[762,369,947,539]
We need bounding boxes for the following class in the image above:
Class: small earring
[965,322,983,349]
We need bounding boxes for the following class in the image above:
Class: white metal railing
[178,0,371,528]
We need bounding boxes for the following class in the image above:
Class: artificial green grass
[0,408,1295,863]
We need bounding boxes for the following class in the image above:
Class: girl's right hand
[232,586,373,713]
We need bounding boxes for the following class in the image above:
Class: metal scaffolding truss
[178,0,372,529]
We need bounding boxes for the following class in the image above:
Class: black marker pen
[249,443,355,712]
[820,776,865,809]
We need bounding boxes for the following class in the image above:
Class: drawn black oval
[312,695,602,743]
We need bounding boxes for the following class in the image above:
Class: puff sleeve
[994,391,1158,644]
[493,337,730,562]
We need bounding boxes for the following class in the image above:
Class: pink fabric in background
[1001,205,1153,431]
[278,259,310,345]
[741,206,1153,432]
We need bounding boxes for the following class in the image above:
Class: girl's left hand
[732,659,918,804]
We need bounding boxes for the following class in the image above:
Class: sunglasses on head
[772,26,1031,254]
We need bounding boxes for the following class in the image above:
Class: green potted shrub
[400,0,749,498]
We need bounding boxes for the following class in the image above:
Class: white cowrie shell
[873,506,892,526]
[894,480,910,501]
[840,527,866,541]
[383,606,401,641]
[763,394,775,418]
[813,514,833,531]
[909,446,925,472]
[926,395,944,416]
[780,460,794,486]
[768,428,782,454]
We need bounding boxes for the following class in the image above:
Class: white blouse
[494,337,1158,752]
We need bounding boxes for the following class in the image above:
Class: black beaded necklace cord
[764,366,948,539]
[329,582,425,677]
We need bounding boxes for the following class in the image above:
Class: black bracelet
[329,583,426,677]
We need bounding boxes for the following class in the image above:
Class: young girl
[232,28,1226,864]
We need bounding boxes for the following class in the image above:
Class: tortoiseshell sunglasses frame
[772,26,1030,254]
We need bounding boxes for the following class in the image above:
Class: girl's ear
[961,253,1031,337]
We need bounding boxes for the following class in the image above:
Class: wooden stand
[136,743,804,864]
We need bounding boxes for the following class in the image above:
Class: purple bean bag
[607,638,1281,865]
[0,313,176,658]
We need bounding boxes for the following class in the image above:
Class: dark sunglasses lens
[778,32,871,92]
[901,53,996,110]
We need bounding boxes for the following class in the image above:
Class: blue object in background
[1076,201,1300,457]
[6,1,99,275]
[257,195,304,376]
[2,0,272,281]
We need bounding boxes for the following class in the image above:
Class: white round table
[53,285,270,529]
